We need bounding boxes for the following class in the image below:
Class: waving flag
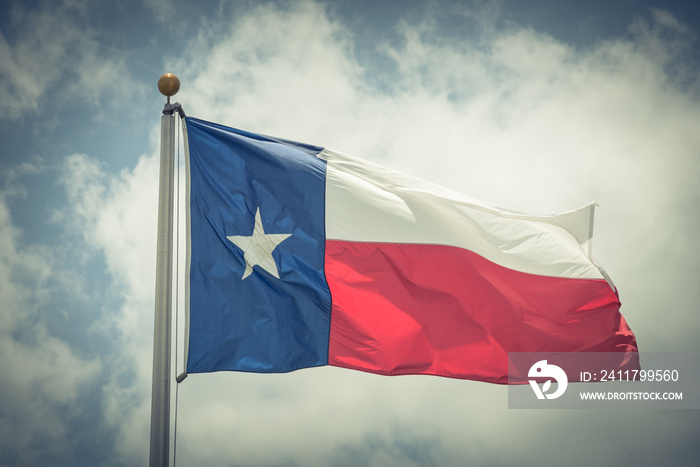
[183,117,637,383]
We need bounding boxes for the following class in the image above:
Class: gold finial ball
[158,73,180,97]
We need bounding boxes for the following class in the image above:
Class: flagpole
[150,73,181,467]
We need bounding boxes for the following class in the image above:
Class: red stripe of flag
[326,240,636,383]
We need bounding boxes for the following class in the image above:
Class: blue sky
[1,0,699,466]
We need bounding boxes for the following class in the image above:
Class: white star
[227,207,291,280]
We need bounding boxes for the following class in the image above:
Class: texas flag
[183,117,638,384]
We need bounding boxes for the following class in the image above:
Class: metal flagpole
[150,73,181,467]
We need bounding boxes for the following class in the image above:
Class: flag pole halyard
[150,73,180,467]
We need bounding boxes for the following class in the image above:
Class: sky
[1,0,699,466]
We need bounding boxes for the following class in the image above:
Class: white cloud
[0,1,142,120]
[0,188,101,466]
[142,0,180,24]
[60,150,161,465]
[170,1,367,139]
[53,1,700,465]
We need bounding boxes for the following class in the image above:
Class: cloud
[142,0,180,24]
[170,2,700,352]
[60,150,161,465]
[169,0,366,140]
[49,1,700,465]
[0,184,101,466]
[0,0,142,120]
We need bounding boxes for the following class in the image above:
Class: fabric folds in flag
[183,116,638,384]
